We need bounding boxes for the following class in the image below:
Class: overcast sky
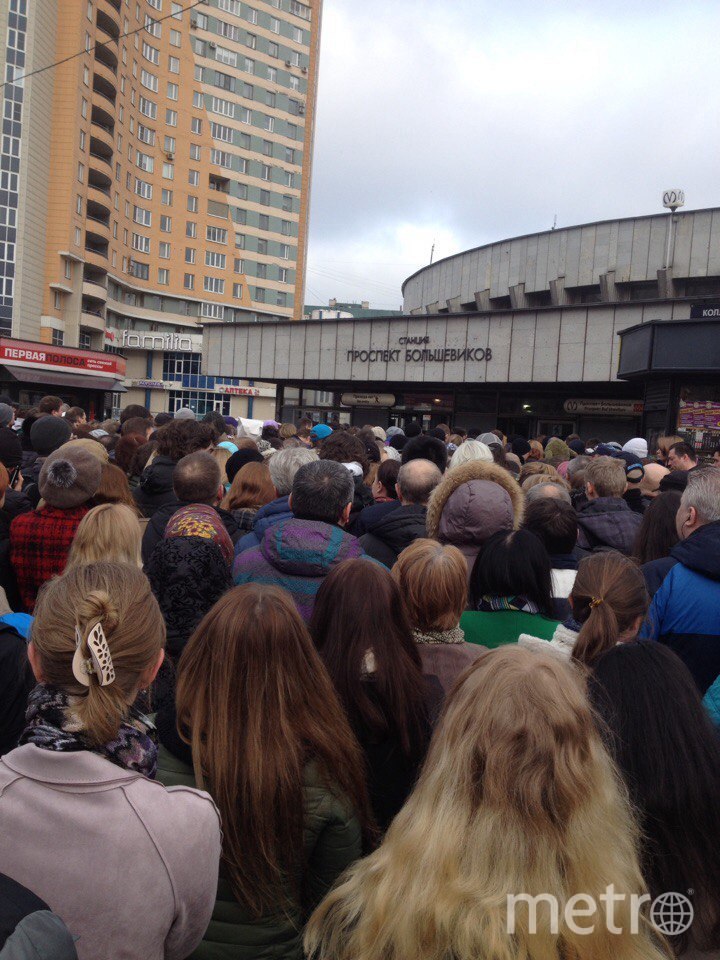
[304,0,720,310]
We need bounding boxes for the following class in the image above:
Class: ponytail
[569,554,649,667]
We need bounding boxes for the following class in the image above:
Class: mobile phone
[8,465,20,487]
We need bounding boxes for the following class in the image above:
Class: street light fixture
[662,189,685,270]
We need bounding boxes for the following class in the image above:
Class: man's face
[714,450,720,467]
[667,449,688,471]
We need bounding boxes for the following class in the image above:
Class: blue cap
[310,423,333,440]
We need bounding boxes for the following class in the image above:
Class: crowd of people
[0,394,719,959]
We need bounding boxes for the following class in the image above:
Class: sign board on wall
[106,328,202,352]
[341,393,396,407]
[678,400,720,430]
[0,337,125,378]
[563,399,644,416]
[690,304,720,319]
[216,385,261,397]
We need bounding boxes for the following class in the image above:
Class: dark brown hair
[38,395,62,415]
[114,434,146,474]
[91,463,140,514]
[310,559,430,759]
[318,431,369,477]
[155,419,214,462]
[375,459,400,499]
[221,461,275,512]
[176,584,372,916]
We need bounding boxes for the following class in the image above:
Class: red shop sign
[0,338,126,378]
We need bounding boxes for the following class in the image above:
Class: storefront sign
[0,337,125,377]
[690,304,720,319]
[678,400,720,430]
[563,399,644,416]
[346,347,492,364]
[341,393,395,407]
[216,385,261,397]
[118,330,201,352]
[128,379,175,390]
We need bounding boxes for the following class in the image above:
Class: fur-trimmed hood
[426,460,524,570]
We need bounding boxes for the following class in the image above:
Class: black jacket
[347,476,374,534]
[353,499,400,536]
[0,624,34,758]
[141,499,242,566]
[133,455,178,518]
[359,504,428,568]
[576,497,643,556]
[0,872,77,958]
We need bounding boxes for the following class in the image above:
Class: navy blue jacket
[233,495,291,555]
[640,520,720,693]
[641,556,678,598]
[352,499,400,536]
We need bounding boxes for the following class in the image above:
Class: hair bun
[79,588,119,635]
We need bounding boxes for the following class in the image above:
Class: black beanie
[226,448,264,484]
[29,416,72,457]
[511,437,532,459]
[404,422,422,438]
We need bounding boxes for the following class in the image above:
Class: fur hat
[30,416,72,457]
[62,438,109,463]
[39,446,102,508]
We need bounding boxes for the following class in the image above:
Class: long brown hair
[571,553,649,666]
[175,583,372,917]
[221,461,275,512]
[310,559,430,759]
[92,462,141,514]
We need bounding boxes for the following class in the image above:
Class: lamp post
[663,189,685,270]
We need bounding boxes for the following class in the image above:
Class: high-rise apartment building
[0,0,321,418]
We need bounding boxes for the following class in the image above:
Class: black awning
[1,366,126,392]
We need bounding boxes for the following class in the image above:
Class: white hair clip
[72,622,116,687]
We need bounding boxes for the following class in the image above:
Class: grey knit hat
[0,403,13,428]
[173,407,196,420]
[39,446,102,509]
[30,416,72,457]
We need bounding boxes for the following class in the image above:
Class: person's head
[676,466,720,540]
[91,462,138,511]
[38,445,102,509]
[64,405,86,428]
[201,409,229,439]
[589,641,720,952]
[225,446,264,484]
[306,646,660,960]
[469,529,552,614]
[29,562,165,747]
[526,439,545,461]
[155,419,214,462]
[565,454,590,491]
[522,498,578,557]
[154,411,173,428]
[279,422,297,440]
[447,439,493,471]
[113,434,146,475]
[396,458,442,506]
[584,455,626,499]
[38,395,63,417]
[510,436,531,461]
[639,461,669,498]
[310,559,429,760]
[211,444,234,485]
[119,404,151,425]
[372,457,400,500]
[267,445,317,496]
[632,490,682,565]
[120,416,153,441]
[655,434,683,464]
[309,423,332,445]
[30,414,72,456]
[176,582,371,915]
[221,461,275,513]
[129,440,156,478]
[404,421,422,438]
[401,435,447,473]
[289,459,354,526]
[621,437,648,461]
[667,440,698,472]
[318,430,369,477]
[393,538,467,632]
[172,451,222,506]
[524,480,572,505]
[67,504,142,568]
[173,406,196,421]
[569,553,648,666]
[519,460,560,485]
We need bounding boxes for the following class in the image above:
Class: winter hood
[671,520,720,581]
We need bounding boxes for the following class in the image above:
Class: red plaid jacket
[10,506,88,611]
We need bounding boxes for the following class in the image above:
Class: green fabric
[460,610,561,648]
[156,746,361,960]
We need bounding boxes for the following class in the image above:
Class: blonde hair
[32,562,165,746]
[211,445,233,483]
[586,456,627,498]
[67,504,142,569]
[305,647,670,960]
[393,538,467,631]
[522,472,569,493]
[279,422,297,440]
[519,460,561,485]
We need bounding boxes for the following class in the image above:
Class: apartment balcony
[82,279,108,306]
[81,309,107,333]
[96,0,120,40]
[86,216,111,245]
[87,184,112,217]
[91,119,114,153]
[84,246,109,271]
[94,36,118,71]
[93,61,117,100]
[88,163,112,193]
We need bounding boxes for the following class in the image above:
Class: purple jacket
[233,517,365,620]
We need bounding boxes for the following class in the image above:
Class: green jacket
[155,746,361,960]
[460,610,560,648]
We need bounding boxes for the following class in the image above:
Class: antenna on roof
[429,240,435,264]
[551,214,557,231]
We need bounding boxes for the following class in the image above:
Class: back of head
[306,645,654,960]
[202,410,228,438]
[375,457,400,497]
[30,414,72,457]
[172,451,221,504]
[588,641,720,950]
[32,562,165,746]
[226,447,264,484]
[65,405,86,426]
[632,489,682,564]
[318,431,369,476]
[67,503,142,568]
[268,445,317,496]
[522,498,578,556]
[519,461,560,485]
[114,434,146,474]
[397,458,442,505]
[469,529,552,614]
[154,411,173,428]
[121,416,151,439]
[92,462,136,510]
[310,558,428,757]
[448,439,493,471]
[570,553,648,666]
[565,454,590,490]
[291,459,353,524]
[393,538,467,631]
[680,466,720,527]
[524,480,571,505]
[404,421,422,438]
[401,435,447,473]
[37,395,62,416]
[38,446,102,509]
[176,582,369,916]
[155,419,214,461]
[585,455,626,498]
[639,461,669,497]
[223,461,275,512]
[119,404,151,425]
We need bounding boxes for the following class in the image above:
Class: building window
[282,194,293,212]
[162,162,174,179]
[170,28,181,47]
[234,258,244,273]
[140,69,159,92]
[257,238,267,255]
[168,390,230,416]
[130,260,150,280]
[210,121,233,143]
[276,291,287,307]
[264,116,275,132]
[77,162,84,183]
[188,169,199,186]
[281,220,292,236]
[133,205,151,226]
[233,283,243,298]
[185,247,196,263]
[186,221,197,238]
[168,55,180,74]
[161,188,173,205]
[189,143,201,160]
[191,116,202,134]
[268,41,279,58]
[261,164,271,181]
[164,135,176,153]
[200,301,225,320]
[205,251,226,269]
[160,215,172,232]
[256,263,267,279]
[254,287,266,303]
[53,291,62,311]
[279,266,288,283]
[79,331,92,349]
[206,225,227,244]
[245,33,257,50]
[270,17,280,33]
[166,108,178,126]
[204,276,225,294]
[267,66,277,82]
[193,90,204,108]
[142,41,160,64]
[184,273,195,290]
[167,82,179,101]
[76,195,83,216]
[235,234,245,250]
[259,214,270,231]
[158,268,169,285]
[135,177,153,199]
[266,91,276,108]
[280,243,291,260]
[159,242,171,259]
[132,232,151,252]
[137,122,156,143]
[260,189,270,205]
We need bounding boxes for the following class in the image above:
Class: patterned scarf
[20,684,159,779]
[477,595,540,614]
[412,627,466,645]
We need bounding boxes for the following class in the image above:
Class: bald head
[640,462,669,498]
[397,458,442,506]
[525,481,572,505]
